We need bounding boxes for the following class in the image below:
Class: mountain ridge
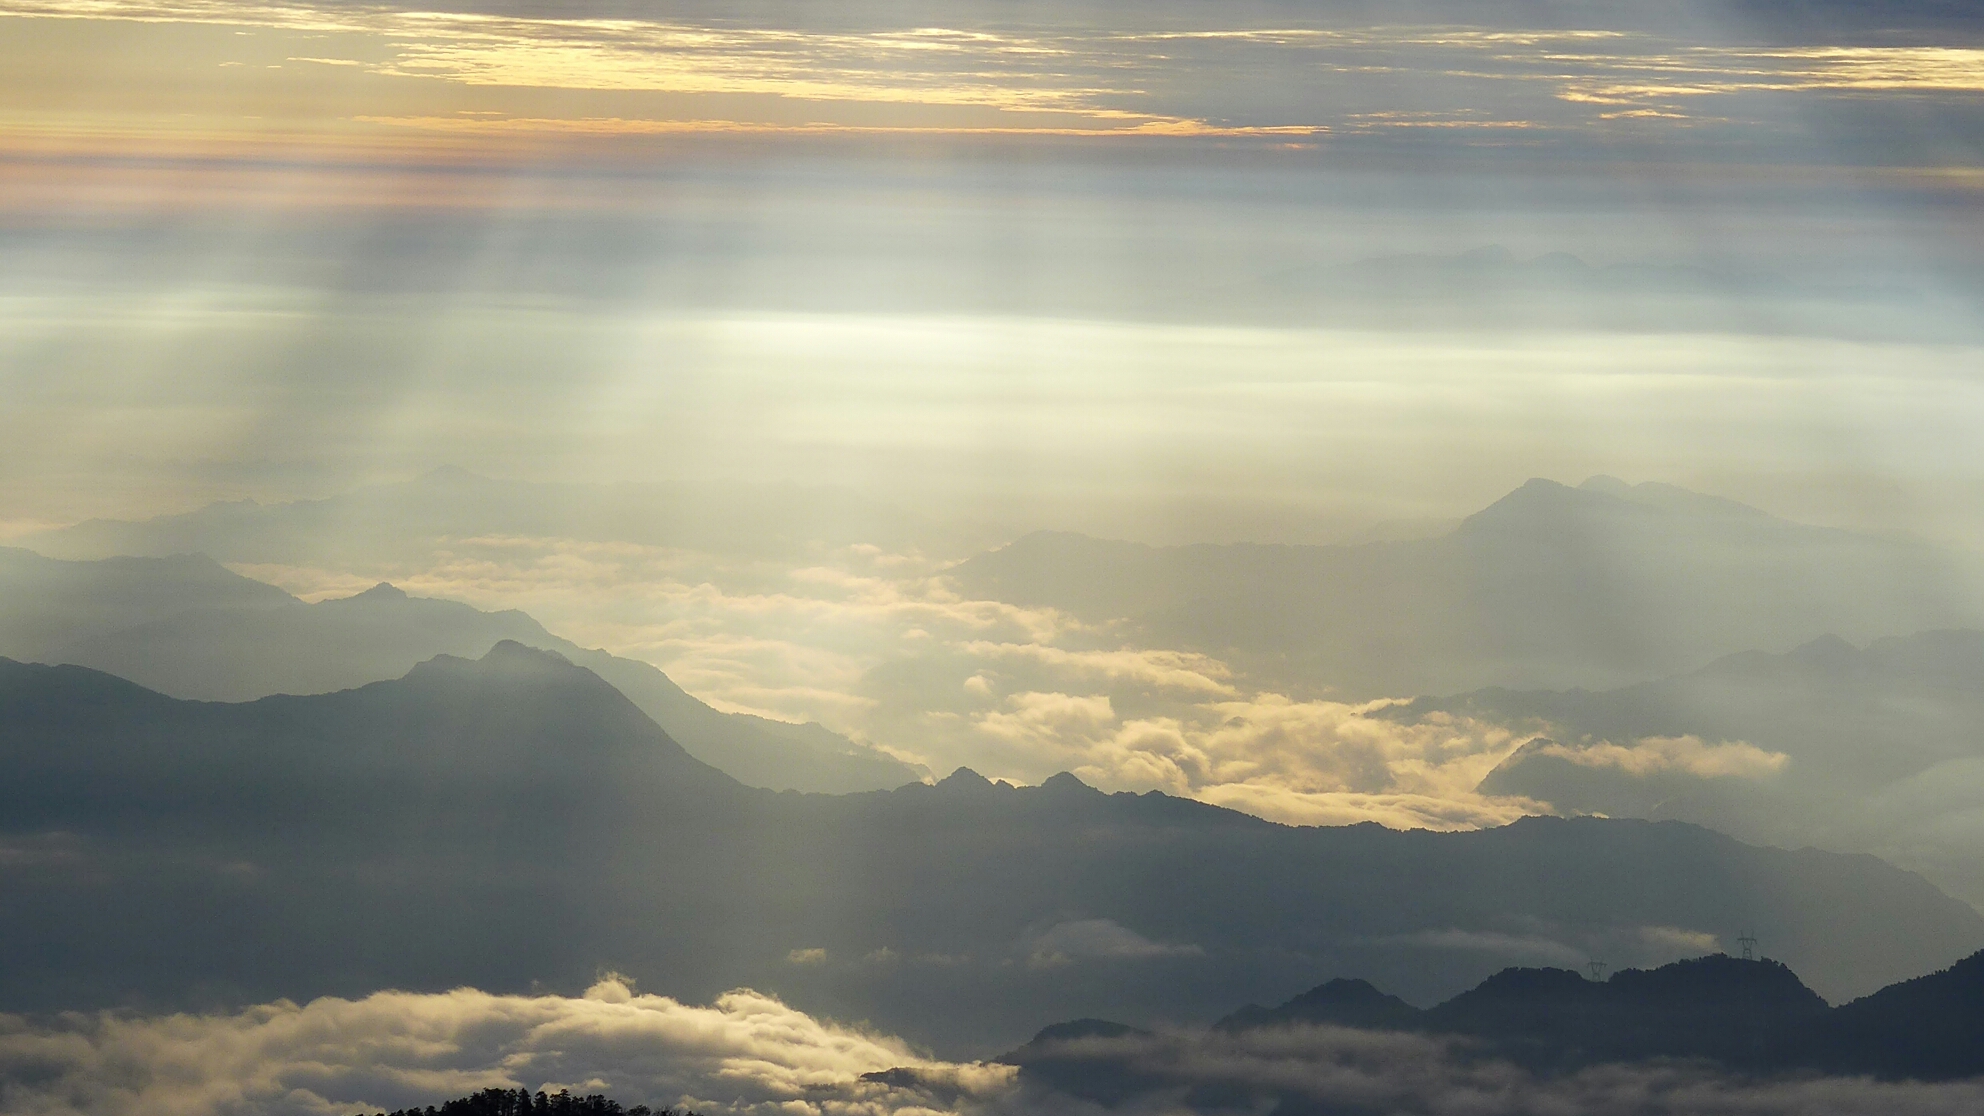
[0,642,1977,1053]
[1,643,1977,1052]
[0,545,921,794]
[948,477,1984,696]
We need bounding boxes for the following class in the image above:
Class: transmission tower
[1737,929,1757,961]
[1586,959,1607,981]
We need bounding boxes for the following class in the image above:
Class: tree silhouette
[352,1086,699,1116]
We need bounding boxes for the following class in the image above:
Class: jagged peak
[482,639,572,666]
[1039,771,1097,794]
[1462,474,1782,536]
[404,641,579,687]
[936,766,994,790]
[1289,976,1397,1002]
[1025,1018,1149,1046]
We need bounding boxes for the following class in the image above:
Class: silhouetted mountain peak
[1286,977,1410,1010]
[1608,953,1828,1011]
[1443,965,1595,1008]
[1029,1018,1147,1045]
[1216,976,1422,1032]
[1785,632,1862,669]
[1463,475,1778,539]
[405,640,586,690]
[483,638,573,667]
[1039,771,1097,795]
[936,766,996,791]
[347,582,408,602]
[1457,478,1606,534]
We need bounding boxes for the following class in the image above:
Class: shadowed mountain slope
[1213,978,1420,1033]
[0,546,921,794]
[947,477,1984,696]
[0,644,1978,1055]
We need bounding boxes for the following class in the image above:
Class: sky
[4,0,1984,542]
[6,0,1984,824]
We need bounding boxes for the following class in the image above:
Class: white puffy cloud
[970,692,1545,830]
[0,979,1013,1116]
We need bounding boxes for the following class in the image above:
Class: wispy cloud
[1529,735,1790,779]
[5,0,1982,146]
[1021,918,1203,969]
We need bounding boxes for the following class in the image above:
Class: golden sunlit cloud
[4,0,1982,160]
[350,114,1326,138]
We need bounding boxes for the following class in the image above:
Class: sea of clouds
[7,979,1984,1116]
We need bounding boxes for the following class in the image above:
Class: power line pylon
[1737,929,1758,961]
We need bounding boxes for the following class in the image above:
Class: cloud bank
[10,984,1984,1116]
[0,978,1012,1116]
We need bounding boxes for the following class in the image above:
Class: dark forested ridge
[1217,953,1834,1071]
[1006,948,1984,1105]
[1,643,1979,1054]
[353,1087,694,1116]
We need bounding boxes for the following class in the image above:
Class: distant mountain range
[0,643,1977,1055]
[948,476,1984,696]
[1003,947,1984,1107]
[0,546,921,794]
[25,472,1981,704]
